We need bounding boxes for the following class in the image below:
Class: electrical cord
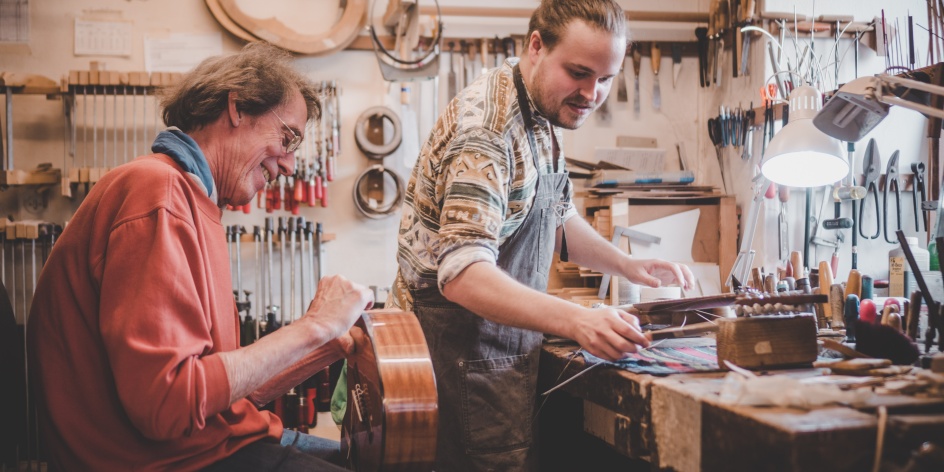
[368,0,443,68]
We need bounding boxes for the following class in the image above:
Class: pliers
[883,150,902,244]
[858,138,881,240]
[911,162,928,231]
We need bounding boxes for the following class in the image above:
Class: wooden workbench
[538,341,944,472]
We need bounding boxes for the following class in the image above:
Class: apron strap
[512,64,569,262]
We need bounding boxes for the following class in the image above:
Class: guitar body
[341,309,438,472]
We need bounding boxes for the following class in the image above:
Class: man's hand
[570,306,650,361]
[303,275,374,341]
[622,259,695,291]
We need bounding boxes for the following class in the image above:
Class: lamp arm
[880,95,944,120]
[878,74,944,120]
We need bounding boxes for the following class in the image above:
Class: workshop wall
[0,0,712,315]
[1,0,935,320]
[743,0,933,284]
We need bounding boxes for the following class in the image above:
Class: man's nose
[279,151,296,176]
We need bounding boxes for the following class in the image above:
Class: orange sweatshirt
[27,154,281,471]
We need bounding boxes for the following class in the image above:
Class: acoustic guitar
[341,309,438,472]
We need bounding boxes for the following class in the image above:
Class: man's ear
[527,30,544,64]
[227,91,240,127]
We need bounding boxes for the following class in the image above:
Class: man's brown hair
[527,0,629,51]
[161,42,320,132]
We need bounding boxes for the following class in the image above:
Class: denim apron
[410,65,570,472]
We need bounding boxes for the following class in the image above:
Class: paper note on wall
[594,147,665,172]
[626,209,699,262]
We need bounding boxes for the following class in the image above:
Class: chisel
[447,41,457,100]
[671,43,682,88]
[5,87,13,170]
[632,46,641,114]
[616,52,628,102]
[651,43,662,110]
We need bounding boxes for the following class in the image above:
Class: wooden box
[716,314,818,370]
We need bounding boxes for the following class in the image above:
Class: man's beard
[530,75,596,130]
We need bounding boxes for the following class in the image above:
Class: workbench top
[538,341,944,472]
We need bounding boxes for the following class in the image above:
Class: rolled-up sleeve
[435,128,510,291]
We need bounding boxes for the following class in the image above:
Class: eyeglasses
[271,111,302,154]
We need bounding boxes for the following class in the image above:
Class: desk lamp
[761,85,848,187]
[814,72,944,244]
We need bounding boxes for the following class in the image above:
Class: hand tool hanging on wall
[671,43,682,88]
[4,86,11,172]
[695,27,709,88]
[859,139,881,239]
[731,0,741,78]
[631,45,641,114]
[277,217,287,327]
[306,222,316,298]
[882,151,902,244]
[287,218,297,323]
[253,226,263,338]
[713,0,728,86]
[707,115,727,193]
[264,217,280,334]
[297,217,307,306]
[911,162,928,231]
[447,41,457,101]
[651,43,662,110]
[616,50,628,102]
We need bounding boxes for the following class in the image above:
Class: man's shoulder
[455,65,518,137]
[91,155,206,219]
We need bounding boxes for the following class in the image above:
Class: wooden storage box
[716,314,818,370]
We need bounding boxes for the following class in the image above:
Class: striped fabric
[581,340,721,375]
[389,58,576,310]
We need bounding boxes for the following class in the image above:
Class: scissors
[708,117,728,193]
[858,138,881,239]
[883,150,902,244]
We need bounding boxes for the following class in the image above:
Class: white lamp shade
[761,85,848,187]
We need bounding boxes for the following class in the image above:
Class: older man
[28,43,372,471]
[388,1,695,470]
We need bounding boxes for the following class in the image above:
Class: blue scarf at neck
[151,127,217,203]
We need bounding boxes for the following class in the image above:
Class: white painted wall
[0,0,935,320]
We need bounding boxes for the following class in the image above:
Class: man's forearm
[442,261,585,339]
[218,319,333,406]
[245,340,346,407]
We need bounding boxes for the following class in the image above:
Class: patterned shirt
[389,58,577,310]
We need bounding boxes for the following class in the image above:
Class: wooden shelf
[417,6,709,23]
[0,167,60,187]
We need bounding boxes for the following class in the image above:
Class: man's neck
[516,55,532,90]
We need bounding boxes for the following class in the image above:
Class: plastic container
[888,237,929,298]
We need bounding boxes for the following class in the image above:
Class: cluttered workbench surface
[538,338,944,472]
